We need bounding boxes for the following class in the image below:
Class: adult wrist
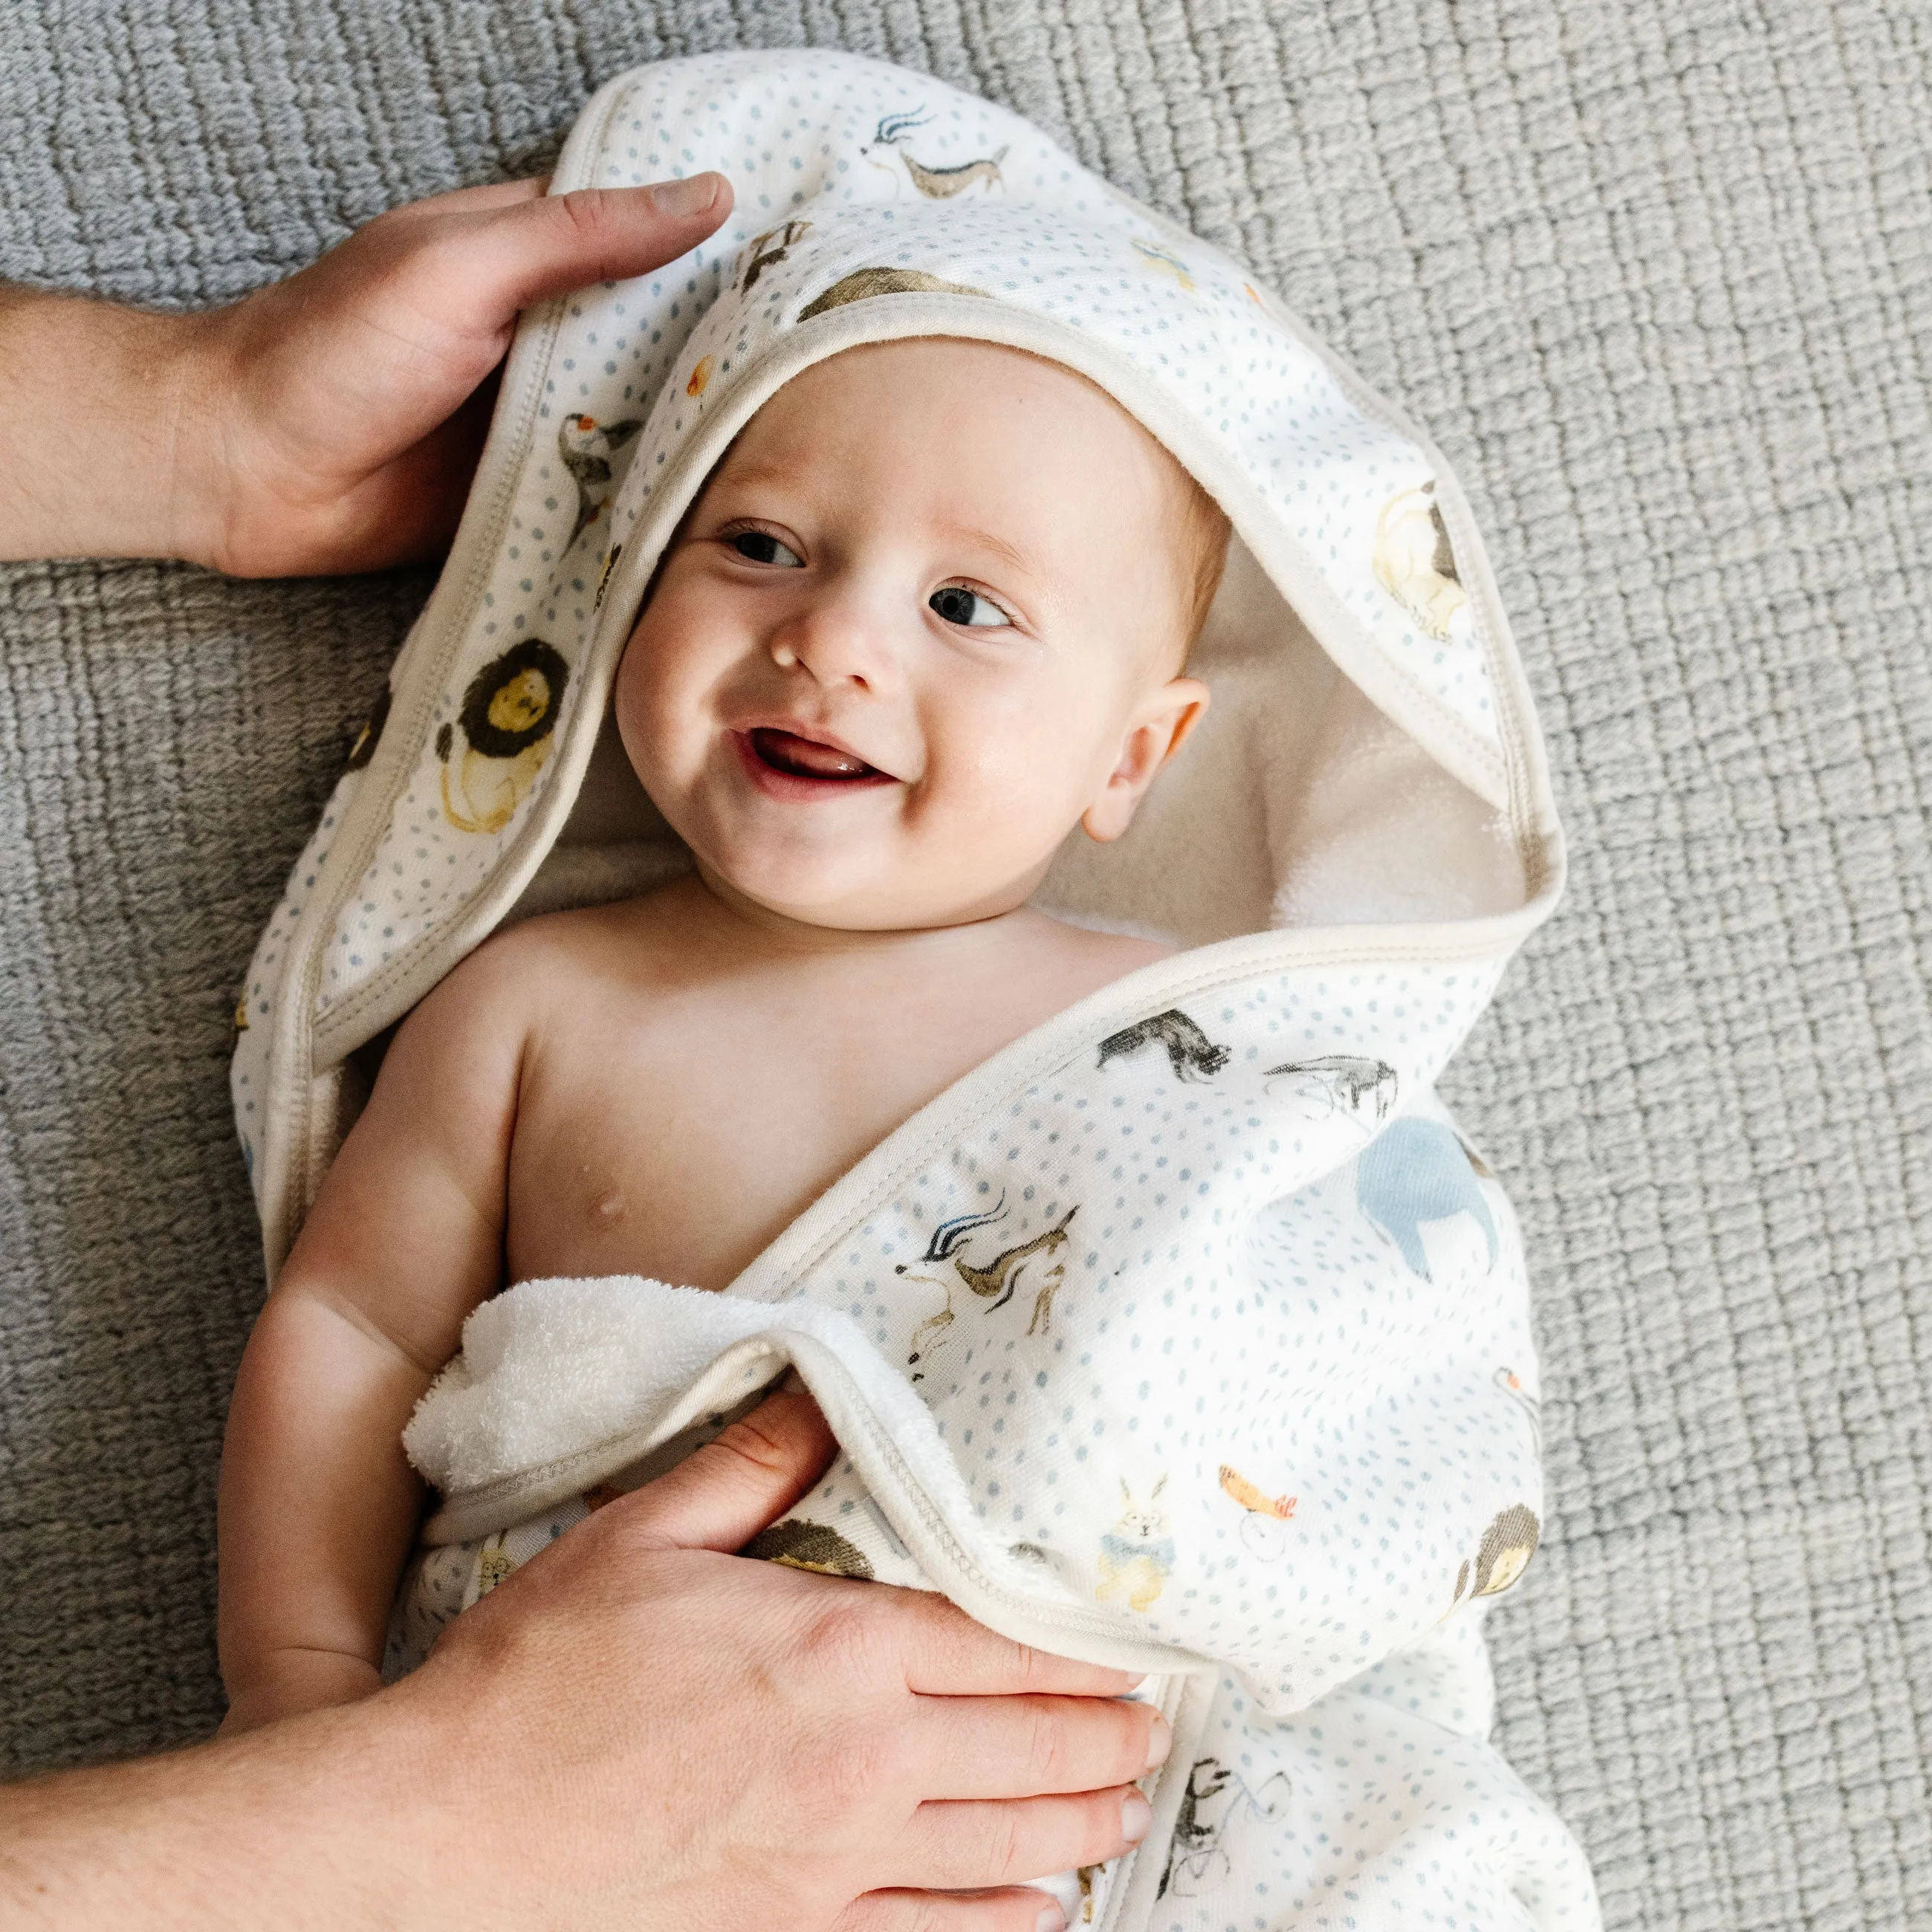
[0,288,227,570]
[0,1679,464,1927]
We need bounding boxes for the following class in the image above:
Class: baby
[217,335,1230,1728]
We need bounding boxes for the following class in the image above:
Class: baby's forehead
[718,340,1194,525]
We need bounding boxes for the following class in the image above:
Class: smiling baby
[216,336,1231,1729]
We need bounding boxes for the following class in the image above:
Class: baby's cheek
[924,710,1097,854]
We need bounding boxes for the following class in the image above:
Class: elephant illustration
[1355,1116,1497,1280]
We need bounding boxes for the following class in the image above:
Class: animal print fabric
[398,967,1599,1926]
[228,46,1537,1227]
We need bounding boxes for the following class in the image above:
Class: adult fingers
[604,1385,838,1553]
[881,1588,1142,1699]
[431,175,733,324]
[836,1888,1072,1932]
[886,1786,1151,1893]
[910,1690,1169,1801]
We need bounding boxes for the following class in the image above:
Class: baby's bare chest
[500,982,1007,1293]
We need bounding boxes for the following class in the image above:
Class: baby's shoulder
[440,895,672,1010]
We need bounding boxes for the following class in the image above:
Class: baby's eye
[730,530,804,567]
[929,585,1012,629]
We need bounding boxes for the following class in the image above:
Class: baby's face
[614,338,1208,930]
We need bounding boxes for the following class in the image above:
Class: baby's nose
[770,597,896,690]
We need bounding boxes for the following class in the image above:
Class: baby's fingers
[837,1890,1070,1932]
[886,1786,1150,1894]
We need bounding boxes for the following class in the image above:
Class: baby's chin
[696,848,1047,935]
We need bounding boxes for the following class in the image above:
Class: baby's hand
[219,1649,384,1735]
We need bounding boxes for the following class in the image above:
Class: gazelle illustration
[860,108,1008,198]
[899,1199,1077,1367]
[953,1206,1077,1332]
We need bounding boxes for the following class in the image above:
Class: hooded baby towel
[234,47,1598,1931]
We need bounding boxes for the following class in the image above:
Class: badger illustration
[1097,1009,1231,1083]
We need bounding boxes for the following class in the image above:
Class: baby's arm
[218,944,531,1731]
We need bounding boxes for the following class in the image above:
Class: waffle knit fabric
[1,5,1926,1929]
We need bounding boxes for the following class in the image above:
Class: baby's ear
[1080,677,1210,844]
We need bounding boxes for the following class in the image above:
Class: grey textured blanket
[1,4,1925,1928]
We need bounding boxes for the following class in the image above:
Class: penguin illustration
[436,639,570,835]
[557,414,644,547]
[1355,1116,1498,1280]
[1372,481,1467,640]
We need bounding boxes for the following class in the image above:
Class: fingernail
[1122,1789,1153,1844]
[650,172,720,218]
[1035,1906,1066,1932]
[1144,1712,1173,1771]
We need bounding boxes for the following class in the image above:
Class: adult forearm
[0,286,215,566]
[0,1693,450,1928]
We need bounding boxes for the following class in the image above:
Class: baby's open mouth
[745,727,884,782]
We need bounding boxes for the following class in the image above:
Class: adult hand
[0,172,732,577]
[415,1385,1165,1930]
[0,1387,1164,1931]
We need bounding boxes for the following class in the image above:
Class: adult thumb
[466,175,735,319]
[615,1381,839,1553]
